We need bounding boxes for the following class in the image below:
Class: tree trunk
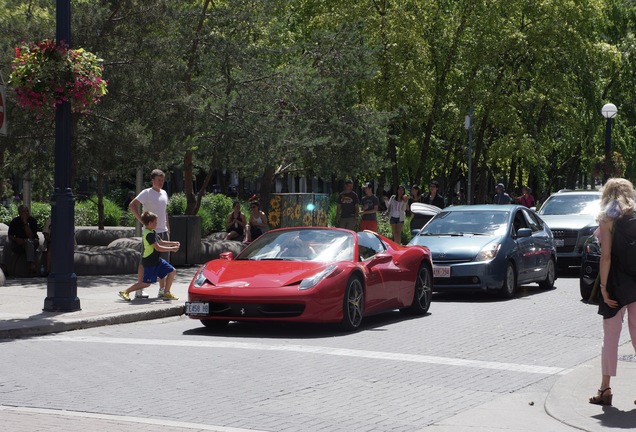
[184,150,198,215]
[97,171,104,229]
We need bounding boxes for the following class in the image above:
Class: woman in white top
[387,185,409,244]
[247,201,269,242]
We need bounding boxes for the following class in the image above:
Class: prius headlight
[474,243,501,262]
[193,266,211,288]
[299,265,337,290]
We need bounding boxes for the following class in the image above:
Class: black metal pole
[603,117,612,185]
[44,0,80,312]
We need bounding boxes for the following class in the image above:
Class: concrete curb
[0,305,185,340]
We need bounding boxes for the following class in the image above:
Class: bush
[167,193,187,216]
[74,200,98,226]
[0,202,52,229]
[30,202,52,228]
[199,193,233,235]
[0,203,16,226]
[166,192,234,236]
[74,196,122,226]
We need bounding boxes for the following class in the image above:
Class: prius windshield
[420,211,509,236]
[238,229,354,262]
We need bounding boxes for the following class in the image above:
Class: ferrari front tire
[341,276,364,331]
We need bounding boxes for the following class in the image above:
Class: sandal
[589,388,612,406]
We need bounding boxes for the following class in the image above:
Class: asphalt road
[0,270,616,431]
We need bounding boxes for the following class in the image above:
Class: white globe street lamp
[601,103,618,184]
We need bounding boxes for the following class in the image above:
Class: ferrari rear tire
[341,276,364,331]
[401,263,432,315]
[500,262,517,299]
[200,319,229,329]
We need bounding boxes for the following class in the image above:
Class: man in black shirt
[8,205,39,273]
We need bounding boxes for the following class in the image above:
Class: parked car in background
[185,227,433,331]
[580,234,600,301]
[408,205,557,298]
[536,190,601,268]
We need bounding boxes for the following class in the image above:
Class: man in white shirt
[129,169,170,298]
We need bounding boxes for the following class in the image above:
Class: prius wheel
[500,262,517,299]
[341,276,364,331]
[539,257,556,290]
[201,319,229,329]
[402,263,432,315]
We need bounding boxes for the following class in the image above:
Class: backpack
[612,212,636,276]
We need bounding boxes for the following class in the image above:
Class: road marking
[0,405,266,431]
[44,335,572,376]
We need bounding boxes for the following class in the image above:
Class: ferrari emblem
[240,307,246,315]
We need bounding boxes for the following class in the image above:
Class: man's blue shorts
[143,259,175,284]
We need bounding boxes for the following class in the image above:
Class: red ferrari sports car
[185,227,433,331]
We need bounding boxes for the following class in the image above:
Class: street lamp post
[43,0,80,312]
[601,103,618,185]
[464,104,473,205]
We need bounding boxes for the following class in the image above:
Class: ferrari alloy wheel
[341,276,364,331]
[500,262,517,299]
[402,263,432,315]
[539,257,556,290]
[201,319,229,329]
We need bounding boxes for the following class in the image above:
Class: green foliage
[30,202,51,229]
[198,194,234,235]
[168,192,234,235]
[101,197,123,226]
[0,203,17,226]
[167,193,187,216]
[73,196,121,226]
[2,0,636,208]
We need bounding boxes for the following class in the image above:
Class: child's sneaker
[135,289,149,299]
[157,288,165,298]
[118,291,131,301]
[161,292,179,301]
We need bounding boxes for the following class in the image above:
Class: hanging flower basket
[593,151,626,178]
[9,39,108,115]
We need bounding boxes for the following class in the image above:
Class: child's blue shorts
[143,259,175,283]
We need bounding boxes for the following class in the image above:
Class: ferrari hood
[203,259,329,288]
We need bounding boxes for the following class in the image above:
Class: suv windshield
[539,194,600,216]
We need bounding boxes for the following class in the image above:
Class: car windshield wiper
[429,232,464,236]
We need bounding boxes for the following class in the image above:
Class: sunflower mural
[268,195,282,228]
[267,193,330,228]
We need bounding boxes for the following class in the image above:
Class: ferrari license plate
[433,266,451,278]
[185,302,209,316]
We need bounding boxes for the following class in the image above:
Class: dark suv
[536,190,601,268]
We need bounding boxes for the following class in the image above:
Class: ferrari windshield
[421,210,509,236]
[238,229,354,262]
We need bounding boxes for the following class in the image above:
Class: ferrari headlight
[193,266,209,288]
[299,265,337,290]
[474,243,501,262]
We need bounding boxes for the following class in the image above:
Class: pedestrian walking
[336,179,359,230]
[359,182,379,232]
[129,169,170,298]
[118,211,180,302]
[589,178,636,406]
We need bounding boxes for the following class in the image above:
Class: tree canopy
[0,0,634,209]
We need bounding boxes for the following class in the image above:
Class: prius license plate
[185,302,209,316]
[433,266,451,278]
